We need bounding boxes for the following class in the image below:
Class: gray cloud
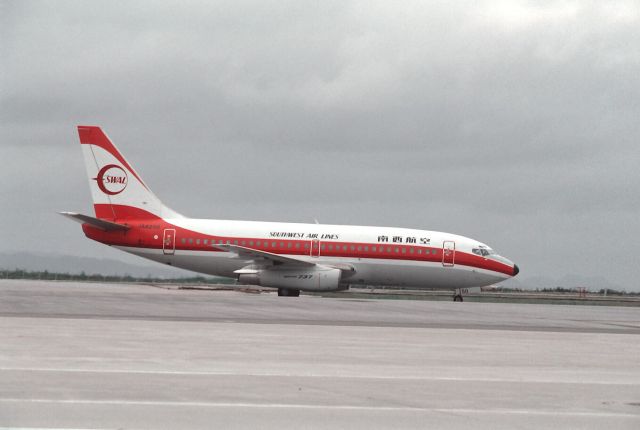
[1,0,639,289]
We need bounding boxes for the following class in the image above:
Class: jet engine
[238,265,343,292]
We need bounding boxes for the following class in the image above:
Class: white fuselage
[115,218,514,289]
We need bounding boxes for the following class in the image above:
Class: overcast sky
[1,1,639,289]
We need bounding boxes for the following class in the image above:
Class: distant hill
[499,274,624,292]
[0,252,200,279]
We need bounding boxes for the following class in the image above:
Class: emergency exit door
[311,239,320,257]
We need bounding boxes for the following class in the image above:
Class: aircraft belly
[337,258,506,289]
[116,247,242,278]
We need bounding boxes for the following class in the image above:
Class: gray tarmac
[0,279,639,429]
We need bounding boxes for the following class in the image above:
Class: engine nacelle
[238,265,342,292]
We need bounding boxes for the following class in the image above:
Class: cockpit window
[472,247,493,257]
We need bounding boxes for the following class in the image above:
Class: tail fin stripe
[78,126,149,191]
[77,125,183,220]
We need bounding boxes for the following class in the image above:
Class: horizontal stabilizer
[59,212,130,231]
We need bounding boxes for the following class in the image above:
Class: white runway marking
[0,398,637,418]
[1,367,638,385]
[0,428,107,430]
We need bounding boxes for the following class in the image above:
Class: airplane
[61,126,519,301]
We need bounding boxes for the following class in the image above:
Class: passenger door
[442,241,455,267]
[163,229,176,255]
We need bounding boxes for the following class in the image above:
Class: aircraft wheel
[453,294,463,302]
[278,288,300,297]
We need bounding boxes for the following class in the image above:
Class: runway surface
[1,280,639,429]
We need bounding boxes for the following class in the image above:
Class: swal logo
[95,164,128,195]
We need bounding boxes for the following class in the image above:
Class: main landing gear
[278,288,300,297]
[453,288,464,302]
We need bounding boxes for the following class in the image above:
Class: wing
[216,244,356,273]
[214,244,315,266]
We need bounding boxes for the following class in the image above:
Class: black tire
[278,288,300,297]
[453,294,463,302]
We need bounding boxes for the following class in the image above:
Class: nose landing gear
[453,288,464,302]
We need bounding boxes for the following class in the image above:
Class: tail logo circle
[95,164,128,195]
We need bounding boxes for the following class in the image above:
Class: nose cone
[513,264,519,276]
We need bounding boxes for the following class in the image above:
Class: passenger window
[343,245,348,251]
[417,249,422,254]
[409,248,414,253]
[249,241,254,246]
[196,239,200,245]
[288,242,292,248]
[357,246,362,251]
[226,240,230,244]
[295,243,300,249]
[364,246,369,252]
[372,246,376,252]
[350,245,355,251]
[304,243,309,249]
[241,240,246,246]
[280,242,284,248]
[321,244,326,250]
[328,244,333,250]
[272,242,276,247]
[188,238,193,244]
[181,238,186,244]
[395,248,399,253]
[401,248,406,253]
[432,249,437,254]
